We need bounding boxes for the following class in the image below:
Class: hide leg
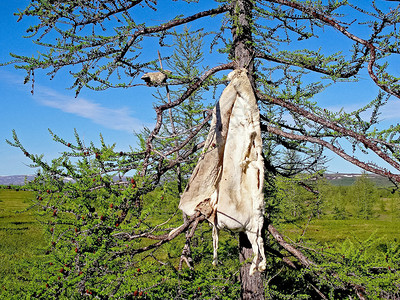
[246,231,260,276]
[212,225,219,266]
[256,232,267,272]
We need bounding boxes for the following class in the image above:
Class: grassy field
[0,189,47,298]
[280,195,400,249]
[282,218,400,245]
[0,188,399,298]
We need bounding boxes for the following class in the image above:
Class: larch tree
[4,0,400,299]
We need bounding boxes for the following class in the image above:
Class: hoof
[258,262,266,272]
[249,264,257,276]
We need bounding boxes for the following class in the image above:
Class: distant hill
[323,173,394,187]
[0,175,35,186]
[1,173,396,187]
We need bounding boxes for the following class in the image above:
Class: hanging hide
[178,68,266,275]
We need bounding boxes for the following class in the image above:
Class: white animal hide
[141,70,171,86]
[178,68,266,275]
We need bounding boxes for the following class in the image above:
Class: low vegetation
[1,174,399,299]
[0,189,47,298]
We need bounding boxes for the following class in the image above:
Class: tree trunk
[231,0,255,74]
[231,1,265,299]
[239,233,265,300]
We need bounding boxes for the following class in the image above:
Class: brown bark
[267,224,314,268]
[239,233,265,300]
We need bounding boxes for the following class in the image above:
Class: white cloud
[0,69,152,132]
[33,86,149,133]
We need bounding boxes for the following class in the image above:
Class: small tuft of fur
[141,70,171,86]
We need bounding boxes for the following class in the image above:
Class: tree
[351,172,379,219]
[4,0,400,298]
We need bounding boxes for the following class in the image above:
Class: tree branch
[256,52,362,79]
[257,91,400,175]
[142,62,235,174]
[116,4,231,63]
[267,223,315,268]
[132,212,205,255]
[265,124,400,182]
[268,0,400,98]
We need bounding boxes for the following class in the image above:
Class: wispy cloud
[379,99,400,121]
[33,87,148,133]
[0,69,151,133]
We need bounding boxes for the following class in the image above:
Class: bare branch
[116,4,231,63]
[142,62,235,174]
[265,124,400,182]
[268,0,400,98]
[132,212,205,255]
[258,91,400,174]
[256,52,362,79]
[267,223,315,268]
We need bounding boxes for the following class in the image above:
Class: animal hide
[178,68,266,275]
[141,70,171,86]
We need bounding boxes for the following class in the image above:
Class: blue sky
[1,1,399,176]
[0,1,157,175]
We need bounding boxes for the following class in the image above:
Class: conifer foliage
[4,0,400,298]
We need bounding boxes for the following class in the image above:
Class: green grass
[281,197,400,247]
[0,187,399,298]
[0,189,47,298]
[282,218,400,245]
